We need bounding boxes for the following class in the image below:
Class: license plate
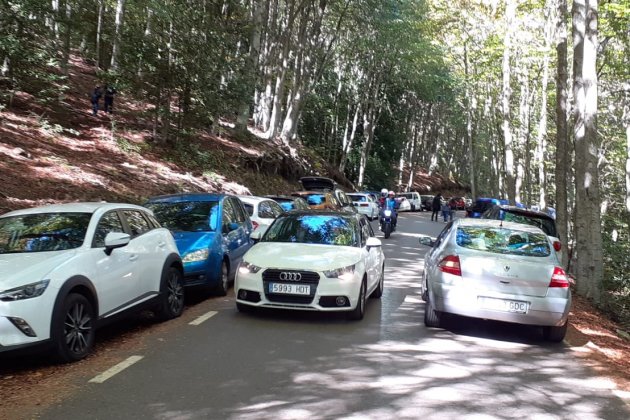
[478,297,529,314]
[269,283,311,295]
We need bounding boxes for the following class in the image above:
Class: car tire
[424,295,442,328]
[156,267,185,321]
[370,267,384,299]
[347,280,366,321]
[215,261,230,296]
[52,293,96,363]
[543,320,568,342]
[384,223,391,239]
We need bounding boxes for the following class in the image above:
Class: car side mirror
[250,230,262,243]
[366,237,382,250]
[418,235,436,248]
[104,232,130,255]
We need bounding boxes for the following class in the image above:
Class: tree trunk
[573,0,603,302]
[501,1,517,203]
[624,81,630,212]
[60,0,72,76]
[555,0,570,261]
[339,104,359,172]
[464,43,477,200]
[236,0,263,133]
[95,0,104,68]
[110,0,125,71]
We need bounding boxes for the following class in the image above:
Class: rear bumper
[431,283,570,327]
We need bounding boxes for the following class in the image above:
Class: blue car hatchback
[145,193,253,295]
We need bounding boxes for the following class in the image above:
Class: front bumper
[0,294,55,349]
[431,283,571,327]
[235,269,361,312]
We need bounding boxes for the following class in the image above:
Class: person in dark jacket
[103,84,116,113]
[431,193,442,222]
[90,86,102,115]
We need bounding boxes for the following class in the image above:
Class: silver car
[419,218,571,342]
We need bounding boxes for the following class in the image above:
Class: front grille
[262,269,320,304]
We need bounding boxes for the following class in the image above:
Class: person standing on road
[431,193,442,222]
[103,84,116,113]
[441,200,452,222]
[90,85,102,116]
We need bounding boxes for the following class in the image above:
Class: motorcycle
[380,208,395,239]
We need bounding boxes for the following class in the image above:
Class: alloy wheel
[167,272,184,314]
[64,301,92,355]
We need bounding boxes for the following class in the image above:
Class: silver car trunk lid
[459,252,554,298]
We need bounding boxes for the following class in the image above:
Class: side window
[330,194,340,208]
[222,199,237,233]
[359,219,370,246]
[434,221,454,248]
[146,213,162,228]
[270,201,284,217]
[123,210,152,238]
[231,198,247,224]
[258,201,275,219]
[93,211,125,247]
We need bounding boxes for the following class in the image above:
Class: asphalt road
[11,212,630,419]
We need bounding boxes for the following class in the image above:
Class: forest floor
[0,55,628,399]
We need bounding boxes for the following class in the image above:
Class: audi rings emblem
[279,272,302,281]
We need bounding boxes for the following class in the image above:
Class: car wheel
[215,261,229,296]
[370,266,384,299]
[156,267,185,321]
[543,320,568,342]
[424,294,442,328]
[53,293,96,363]
[348,280,367,321]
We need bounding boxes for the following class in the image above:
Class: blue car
[145,193,253,295]
[466,197,505,218]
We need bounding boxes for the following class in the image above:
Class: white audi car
[235,211,385,320]
[0,203,184,362]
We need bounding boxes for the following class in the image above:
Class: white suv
[0,203,184,362]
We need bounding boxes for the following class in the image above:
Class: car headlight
[0,280,50,301]
[323,264,356,281]
[239,261,262,274]
[182,249,210,263]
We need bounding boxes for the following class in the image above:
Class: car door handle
[129,255,139,262]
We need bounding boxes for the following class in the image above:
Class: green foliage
[601,210,630,327]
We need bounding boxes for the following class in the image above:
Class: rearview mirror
[104,232,130,255]
[418,235,436,248]
[366,237,382,250]
[250,230,262,243]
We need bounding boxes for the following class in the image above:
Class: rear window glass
[243,203,254,216]
[348,194,368,202]
[502,211,557,237]
[304,194,326,205]
[456,226,551,257]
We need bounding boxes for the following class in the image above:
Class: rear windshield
[348,194,368,202]
[502,211,557,237]
[243,203,254,216]
[456,226,551,257]
[303,194,326,205]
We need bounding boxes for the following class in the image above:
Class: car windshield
[302,194,326,205]
[348,194,368,202]
[147,201,219,232]
[502,211,557,237]
[456,226,551,257]
[262,214,358,247]
[0,212,91,253]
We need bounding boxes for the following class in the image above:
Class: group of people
[430,193,453,222]
[90,84,116,116]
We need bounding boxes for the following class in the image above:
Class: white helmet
[381,188,388,196]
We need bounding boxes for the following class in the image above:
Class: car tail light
[252,221,259,230]
[549,267,569,288]
[360,203,369,207]
[553,241,562,252]
[438,255,462,276]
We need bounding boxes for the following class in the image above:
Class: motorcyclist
[381,190,399,228]
[378,188,388,208]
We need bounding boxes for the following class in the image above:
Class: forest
[0,0,628,324]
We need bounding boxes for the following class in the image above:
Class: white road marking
[88,355,144,384]
[189,310,218,326]
[404,295,424,304]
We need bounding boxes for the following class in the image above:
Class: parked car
[420,195,434,211]
[418,218,570,342]
[481,205,563,263]
[395,196,412,212]
[238,195,284,235]
[291,191,343,211]
[0,203,184,362]
[145,193,253,296]
[448,197,465,210]
[397,192,423,211]
[266,195,310,212]
[466,197,502,218]
[347,193,379,220]
[235,211,385,320]
[299,176,357,213]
